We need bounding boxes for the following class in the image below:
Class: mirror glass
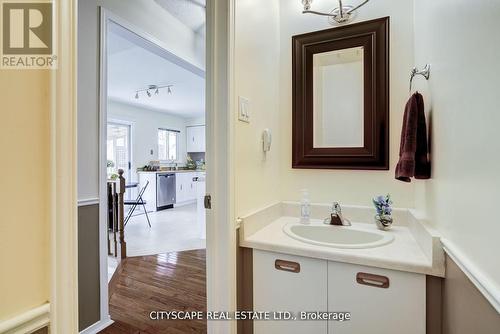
[313,46,364,148]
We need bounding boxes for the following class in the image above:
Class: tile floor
[125,203,206,257]
[108,203,206,281]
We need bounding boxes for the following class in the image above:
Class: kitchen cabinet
[138,172,157,212]
[175,172,197,205]
[253,250,328,334]
[138,171,198,211]
[328,261,425,334]
[253,250,426,334]
[186,125,205,152]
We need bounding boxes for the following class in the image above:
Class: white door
[253,250,328,334]
[107,122,131,181]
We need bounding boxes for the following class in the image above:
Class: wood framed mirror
[292,17,389,170]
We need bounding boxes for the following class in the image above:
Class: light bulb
[302,0,312,11]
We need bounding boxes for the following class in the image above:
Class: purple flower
[372,194,393,215]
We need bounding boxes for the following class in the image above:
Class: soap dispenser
[300,189,311,224]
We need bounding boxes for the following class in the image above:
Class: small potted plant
[372,194,393,230]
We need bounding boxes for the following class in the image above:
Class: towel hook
[409,64,431,92]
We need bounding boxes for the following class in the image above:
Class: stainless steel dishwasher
[156,173,176,210]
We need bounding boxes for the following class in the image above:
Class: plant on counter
[372,194,393,231]
[186,156,197,170]
[372,194,392,215]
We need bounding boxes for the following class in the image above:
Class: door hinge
[204,194,212,209]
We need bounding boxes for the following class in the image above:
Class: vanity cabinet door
[253,250,328,334]
[327,261,425,334]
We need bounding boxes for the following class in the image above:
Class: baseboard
[0,303,50,334]
[79,316,113,334]
[78,197,100,206]
[173,199,196,208]
[442,238,500,314]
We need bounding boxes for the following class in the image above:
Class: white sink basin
[283,221,394,249]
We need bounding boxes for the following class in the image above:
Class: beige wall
[278,0,416,207]
[443,256,500,333]
[414,0,500,300]
[234,0,282,216]
[0,71,50,319]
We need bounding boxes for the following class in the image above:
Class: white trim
[442,238,500,314]
[0,303,50,334]
[79,316,113,334]
[205,0,236,333]
[78,198,100,206]
[51,0,79,332]
[98,7,111,328]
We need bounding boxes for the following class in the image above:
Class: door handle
[356,272,390,288]
[275,259,300,273]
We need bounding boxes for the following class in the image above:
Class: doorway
[99,6,208,333]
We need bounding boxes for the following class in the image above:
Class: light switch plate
[238,96,250,123]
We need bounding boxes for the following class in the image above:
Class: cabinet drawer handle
[275,260,300,273]
[356,272,389,288]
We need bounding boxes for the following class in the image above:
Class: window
[158,128,179,161]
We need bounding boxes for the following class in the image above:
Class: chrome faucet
[324,202,351,226]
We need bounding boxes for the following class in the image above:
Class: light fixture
[133,84,174,100]
[301,0,371,25]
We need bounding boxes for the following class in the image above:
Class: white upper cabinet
[186,125,205,152]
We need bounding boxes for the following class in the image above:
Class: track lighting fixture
[133,84,174,99]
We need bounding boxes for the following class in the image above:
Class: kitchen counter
[137,170,205,174]
[239,202,445,277]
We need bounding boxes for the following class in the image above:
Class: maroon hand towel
[395,92,430,182]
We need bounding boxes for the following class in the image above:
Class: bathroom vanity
[238,202,444,334]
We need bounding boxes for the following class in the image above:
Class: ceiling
[154,0,206,35]
[107,22,205,119]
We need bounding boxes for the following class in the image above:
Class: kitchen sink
[283,221,394,249]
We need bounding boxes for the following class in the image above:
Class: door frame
[50,0,236,333]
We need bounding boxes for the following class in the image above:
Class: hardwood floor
[100,249,207,334]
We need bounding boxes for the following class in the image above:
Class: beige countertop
[239,202,445,277]
[137,170,205,174]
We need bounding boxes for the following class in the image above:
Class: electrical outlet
[238,96,250,123]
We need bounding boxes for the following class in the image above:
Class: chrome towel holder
[409,64,431,92]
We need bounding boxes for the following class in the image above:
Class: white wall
[108,100,188,180]
[278,0,415,207]
[186,116,206,126]
[414,0,500,297]
[78,0,203,199]
[234,0,282,216]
